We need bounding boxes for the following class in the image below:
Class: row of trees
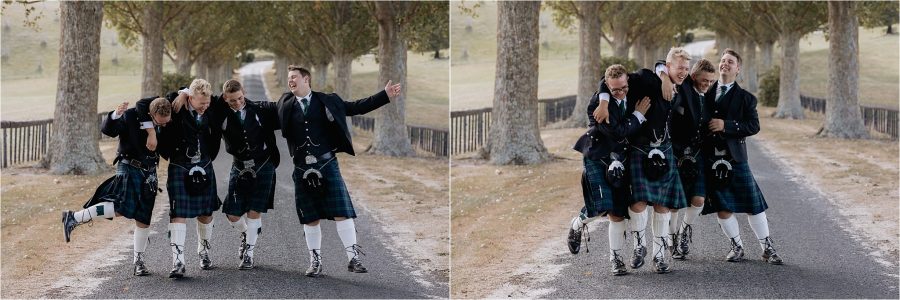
[486,1,892,165]
[17,1,448,174]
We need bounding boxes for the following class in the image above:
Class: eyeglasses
[611,85,629,94]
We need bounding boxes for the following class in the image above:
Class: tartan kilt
[89,163,158,225]
[702,160,768,215]
[629,144,688,209]
[292,157,355,225]
[167,161,221,218]
[223,158,276,216]
[581,157,632,219]
[673,145,706,199]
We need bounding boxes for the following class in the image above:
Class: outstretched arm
[343,80,399,116]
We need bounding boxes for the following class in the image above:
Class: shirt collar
[296,91,312,101]
[719,80,735,91]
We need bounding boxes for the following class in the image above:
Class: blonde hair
[189,79,212,97]
[604,64,628,80]
[665,47,691,64]
[149,98,172,117]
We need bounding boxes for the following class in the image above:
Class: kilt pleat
[582,157,632,218]
[702,160,768,215]
[223,158,276,216]
[628,145,688,209]
[292,157,355,224]
[168,160,221,218]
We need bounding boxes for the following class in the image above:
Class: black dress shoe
[673,224,692,260]
[630,245,647,269]
[348,258,368,273]
[567,217,584,254]
[653,256,671,274]
[305,250,322,277]
[199,240,213,270]
[761,237,784,265]
[726,238,744,262]
[169,262,186,278]
[238,232,247,259]
[133,253,150,276]
[610,251,628,276]
[239,255,254,270]
[62,211,78,243]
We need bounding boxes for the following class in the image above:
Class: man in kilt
[140,79,223,278]
[657,58,718,260]
[594,48,692,273]
[568,64,651,275]
[702,49,783,265]
[207,79,279,270]
[62,98,172,276]
[276,65,401,277]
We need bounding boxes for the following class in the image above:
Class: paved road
[544,139,899,298]
[66,62,447,298]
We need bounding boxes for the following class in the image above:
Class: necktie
[716,85,728,103]
[235,110,244,125]
[699,94,705,113]
[301,98,309,115]
[618,100,626,114]
[192,111,201,126]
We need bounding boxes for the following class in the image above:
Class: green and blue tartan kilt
[292,157,355,224]
[628,144,688,209]
[702,160,768,215]
[167,161,221,218]
[581,157,632,218]
[98,163,158,225]
[673,145,706,199]
[223,158,276,216]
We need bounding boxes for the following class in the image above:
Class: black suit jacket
[704,81,760,162]
[211,97,281,167]
[573,89,644,161]
[136,93,223,162]
[276,90,390,157]
[598,69,674,147]
[671,75,710,147]
[101,107,156,161]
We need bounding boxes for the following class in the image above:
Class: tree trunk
[195,54,208,81]
[370,1,415,157]
[759,41,775,74]
[743,40,759,94]
[887,24,893,35]
[774,31,805,119]
[562,1,601,128]
[41,1,107,175]
[487,1,549,165]
[140,1,163,97]
[174,35,193,76]
[821,1,867,138]
[312,62,329,92]
[274,55,288,91]
[333,54,353,100]
[433,49,441,59]
[632,36,646,68]
[207,61,222,94]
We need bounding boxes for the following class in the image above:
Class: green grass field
[451,1,899,111]
[1,2,449,128]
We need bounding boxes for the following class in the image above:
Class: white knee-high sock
[668,210,680,237]
[608,220,627,260]
[747,212,770,250]
[245,217,262,257]
[230,216,247,233]
[682,204,704,229]
[336,219,359,261]
[652,212,671,259]
[717,215,743,247]
[133,226,150,263]
[74,202,115,223]
[168,223,186,265]
[197,219,213,253]
[303,224,322,262]
[628,208,648,248]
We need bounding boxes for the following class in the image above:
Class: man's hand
[593,100,610,124]
[145,129,158,151]
[173,93,188,113]
[708,118,725,132]
[661,78,674,102]
[635,97,651,115]
[384,80,402,98]
[115,101,128,116]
